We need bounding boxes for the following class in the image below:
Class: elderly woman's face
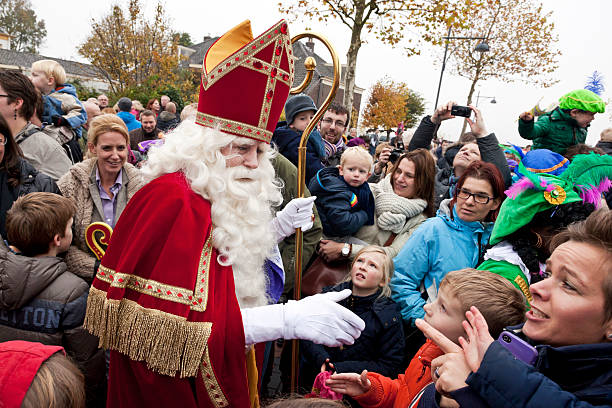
[523,240,612,346]
[88,131,128,175]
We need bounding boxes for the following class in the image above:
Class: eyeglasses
[321,118,346,129]
[456,188,494,204]
[0,94,9,98]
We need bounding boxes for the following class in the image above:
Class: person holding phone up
[418,209,612,408]
[408,102,511,211]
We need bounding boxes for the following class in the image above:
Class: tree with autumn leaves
[279,0,477,115]
[362,78,425,130]
[79,0,199,103]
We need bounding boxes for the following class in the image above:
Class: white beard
[142,122,282,308]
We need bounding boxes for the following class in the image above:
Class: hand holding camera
[465,105,488,138]
[431,101,458,125]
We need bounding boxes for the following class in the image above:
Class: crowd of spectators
[0,59,611,408]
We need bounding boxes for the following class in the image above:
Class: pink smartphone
[497,330,538,365]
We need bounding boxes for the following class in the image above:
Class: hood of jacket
[311,166,348,195]
[53,83,78,98]
[0,241,67,310]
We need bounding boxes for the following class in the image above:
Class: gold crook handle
[289,32,340,394]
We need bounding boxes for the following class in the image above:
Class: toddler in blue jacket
[309,146,375,237]
[30,60,87,143]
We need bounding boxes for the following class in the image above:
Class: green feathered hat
[489,153,612,245]
[558,89,606,113]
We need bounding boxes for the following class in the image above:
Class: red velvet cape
[84,172,249,407]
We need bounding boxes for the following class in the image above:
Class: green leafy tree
[279,0,479,115]
[174,32,194,47]
[0,0,46,53]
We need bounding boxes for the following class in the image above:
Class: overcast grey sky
[31,0,612,146]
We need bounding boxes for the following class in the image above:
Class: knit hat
[490,152,612,245]
[117,97,132,112]
[559,89,605,113]
[284,93,316,125]
[0,341,65,408]
[515,149,569,179]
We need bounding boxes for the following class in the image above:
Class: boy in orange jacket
[326,268,526,407]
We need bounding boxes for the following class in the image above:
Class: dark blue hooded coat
[308,166,375,237]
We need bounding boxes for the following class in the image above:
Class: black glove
[94,259,101,275]
[51,115,66,127]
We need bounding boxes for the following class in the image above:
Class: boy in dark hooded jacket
[309,146,375,237]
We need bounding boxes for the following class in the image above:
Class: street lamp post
[476,90,497,106]
[433,28,489,110]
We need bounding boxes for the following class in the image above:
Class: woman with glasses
[0,115,59,238]
[0,71,71,181]
[390,161,504,331]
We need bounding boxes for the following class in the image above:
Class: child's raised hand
[326,370,371,397]
[320,358,335,373]
[458,306,495,372]
[519,111,534,122]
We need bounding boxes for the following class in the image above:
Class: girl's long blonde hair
[343,245,394,298]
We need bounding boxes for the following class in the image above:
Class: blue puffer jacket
[42,83,87,138]
[391,199,493,323]
[272,122,323,185]
[465,334,612,408]
[117,111,142,132]
[308,166,375,237]
[300,281,405,385]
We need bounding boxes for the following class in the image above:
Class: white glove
[271,196,317,243]
[241,289,365,347]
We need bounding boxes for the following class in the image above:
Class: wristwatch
[341,243,351,257]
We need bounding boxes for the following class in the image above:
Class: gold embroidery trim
[196,112,273,143]
[84,286,212,378]
[525,158,568,173]
[514,275,533,303]
[95,229,214,311]
[201,20,290,91]
[200,347,229,407]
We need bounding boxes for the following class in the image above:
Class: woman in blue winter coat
[420,208,612,408]
[391,161,505,325]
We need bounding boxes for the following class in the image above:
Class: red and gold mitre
[195,20,295,144]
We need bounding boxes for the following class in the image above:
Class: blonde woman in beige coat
[58,114,145,281]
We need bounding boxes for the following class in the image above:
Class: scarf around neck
[371,175,427,234]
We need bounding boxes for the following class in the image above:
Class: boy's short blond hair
[440,268,526,338]
[340,146,373,168]
[31,59,66,85]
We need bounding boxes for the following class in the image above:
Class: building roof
[0,48,104,79]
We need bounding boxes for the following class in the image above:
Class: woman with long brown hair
[318,148,436,261]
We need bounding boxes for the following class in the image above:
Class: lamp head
[474,41,489,53]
